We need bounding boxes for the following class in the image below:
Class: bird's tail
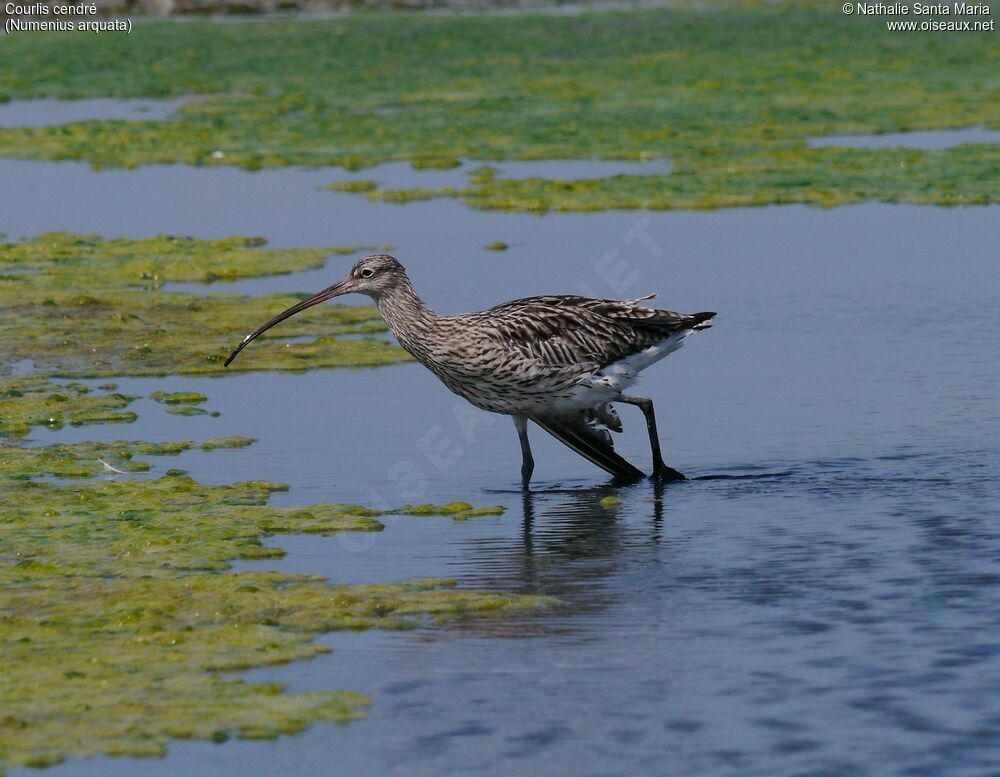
[688,311,717,331]
[532,414,645,482]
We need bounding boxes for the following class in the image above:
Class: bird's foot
[610,471,645,486]
[652,462,686,482]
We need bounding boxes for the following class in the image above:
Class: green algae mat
[0,234,550,772]
[0,6,997,210]
[0,435,551,772]
[0,232,407,380]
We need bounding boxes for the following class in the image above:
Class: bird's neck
[375,281,438,358]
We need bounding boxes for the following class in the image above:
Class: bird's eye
[360,268,375,278]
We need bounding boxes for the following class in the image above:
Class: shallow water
[0,97,197,127]
[485,157,671,179]
[4,153,1000,776]
[808,126,1000,149]
[8,358,37,375]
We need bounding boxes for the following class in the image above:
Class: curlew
[225,254,715,489]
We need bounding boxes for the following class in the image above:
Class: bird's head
[224,253,407,367]
[344,253,408,299]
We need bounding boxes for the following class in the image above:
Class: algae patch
[355,143,1000,212]
[326,179,378,194]
[0,439,554,772]
[0,375,138,439]
[0,233,409,378]
[151,390,218,417]
[150,390,208,405]
[0,11,996,209]
[0,435,254,480]
[400,501,505,522]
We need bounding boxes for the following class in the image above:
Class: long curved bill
[224,280,349,367]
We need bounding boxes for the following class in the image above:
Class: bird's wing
[531,414,645,481]
[479,295,715,369]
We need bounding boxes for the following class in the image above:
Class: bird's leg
[513,415,534,490]
[619,395,686,482]
[521,490,535,555]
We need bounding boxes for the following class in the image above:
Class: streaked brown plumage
[226,254,715,488]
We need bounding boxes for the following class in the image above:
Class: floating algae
[0,11,996,209]
[0,438,554,772]
[166,405,219,416]
[0,233,409,378]
[0,183,545,775]
[0,376,138,439]
[326,179,378,194]
[354,143,1000,212]
[410,157,463,170]
[150,392,216,417]
[150,390,208,405]
[0,436,254,480]
[400,501,506,522]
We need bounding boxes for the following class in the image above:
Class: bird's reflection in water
[442,480,674,638]
[520,479,669,560]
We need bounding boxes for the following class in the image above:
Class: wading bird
[225,255,715,489]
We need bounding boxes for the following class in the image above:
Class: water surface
[4,155,1000,777]
[0,97,197,127]
[808,126,1000,149]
